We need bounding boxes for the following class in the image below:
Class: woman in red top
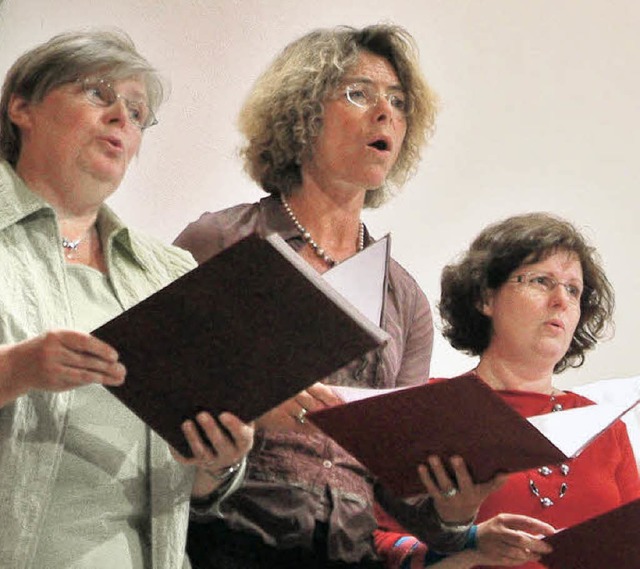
[374,212,640,568]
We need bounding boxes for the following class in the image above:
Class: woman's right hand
[254,381,343,433]
[0,330,125,405]
[418,455,508,525]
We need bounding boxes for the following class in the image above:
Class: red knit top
[374,387,640,569]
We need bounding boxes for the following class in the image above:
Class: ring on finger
[441,487,458,499]
[296,407,308,424]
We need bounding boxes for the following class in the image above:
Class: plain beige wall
[1,0,638,388]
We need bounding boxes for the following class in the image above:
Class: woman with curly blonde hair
[238,24,436,207]
[0,29,254,569]
[175,23,438,569]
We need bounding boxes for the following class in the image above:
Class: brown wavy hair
[439,212,615,373]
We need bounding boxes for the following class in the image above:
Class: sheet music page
[528,399,640,457]
[330,385,409,404]
[324,235,389,325]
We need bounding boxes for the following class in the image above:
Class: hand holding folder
[93,232,390,457]
[309,374,640,496]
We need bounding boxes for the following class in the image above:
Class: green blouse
[33,265,150,568]
[0,161,201,569]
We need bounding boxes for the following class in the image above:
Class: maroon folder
[94,233,389,457]
[541,498,640,569]
[309,375,604,496]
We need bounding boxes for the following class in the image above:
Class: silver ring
[296,407,308,424]
[441,487,458,499]
[203,460,243,481]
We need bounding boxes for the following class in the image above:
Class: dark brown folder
[541,498,640,569]
[309,374,622,497]
[94,232,389,457]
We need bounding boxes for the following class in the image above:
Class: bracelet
[203,460,242,481]
[464,525,479,550]
[434,505,476,532]
[436,514,475,532]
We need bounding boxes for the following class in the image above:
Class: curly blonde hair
[238,24,438,208]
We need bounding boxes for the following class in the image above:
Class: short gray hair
[0,28,164,165]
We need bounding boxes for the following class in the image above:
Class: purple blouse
[174,195,433,563]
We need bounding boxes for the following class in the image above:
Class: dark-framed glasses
[79,77,157,130]
[509,272,585,305]
[342,82,409,117]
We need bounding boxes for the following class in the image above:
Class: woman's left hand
[172,411,255,497]
[418,455,507,525]
[254,381,343,433]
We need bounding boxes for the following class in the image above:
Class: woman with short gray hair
[0,29,253,569]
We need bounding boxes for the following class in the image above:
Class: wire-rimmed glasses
[509,272,585,305]
[341,82,409,118]
[79,77,158,130]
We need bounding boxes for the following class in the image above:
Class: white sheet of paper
[330,385,409,404]
[323,235,389,326]
[528,398,640,457]
[573,376,640,467]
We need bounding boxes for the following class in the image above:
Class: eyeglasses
[509,272,585,305]
[79,78,158,130]
[341,82,409,117]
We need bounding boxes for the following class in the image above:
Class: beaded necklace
[280,194,364,267]
[529,394,570,507]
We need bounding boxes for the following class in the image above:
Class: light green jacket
[0,161,201,568]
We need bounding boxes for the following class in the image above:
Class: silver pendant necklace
[280,194,364,267]
[61,228,91,260]
[528,395,570,507]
